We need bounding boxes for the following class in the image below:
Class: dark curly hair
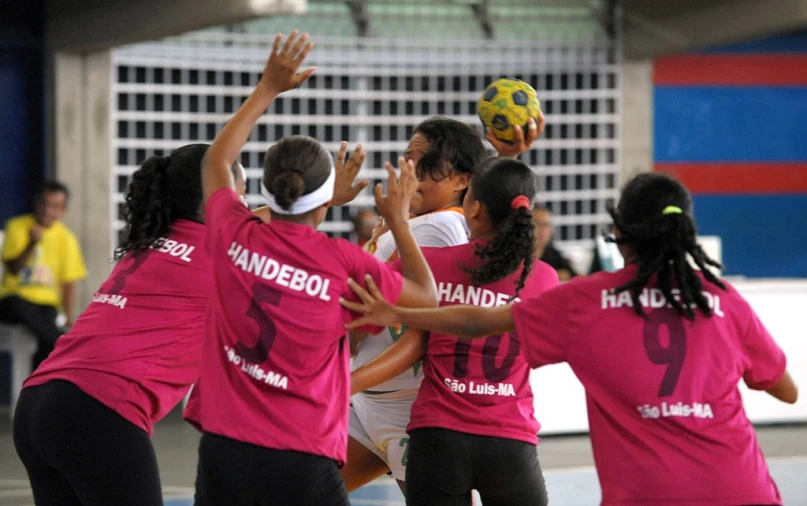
[608,172,725,320]
[115,144,210,260]
[413,117,487,202]
[463,157,537,299]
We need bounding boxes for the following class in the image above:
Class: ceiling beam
[46,0,307,52]
[623,0,807,60]
[346,0,369,37]
[471,0,494,40]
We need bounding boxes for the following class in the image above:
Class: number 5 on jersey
[236,283,283,364]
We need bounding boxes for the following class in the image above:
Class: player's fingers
[339,298,368,313]
[348,180,370,200]
[294,39,314,63]
[347,145,366,174]
[535,112,546,138]
[526,117,540,143]
[373,183,384,206]
[365,275,385,300]
[346,316,371,330]
[290,33,309,60]
[346,277,374,304]
[271,33,283,57]
[281,29,300,56]
[384,162,398,189]
[335,141,348,169]
[513,124,525,146]
[294,67,317,86]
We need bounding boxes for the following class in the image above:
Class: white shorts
[348,390,418,481]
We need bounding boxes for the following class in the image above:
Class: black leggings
[195,432,349,506]
[405,427,548,506]
[13,380,163,506]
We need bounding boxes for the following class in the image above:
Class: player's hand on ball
[341,275,399,329]
[260,30,316,96]
[488,114,544,159]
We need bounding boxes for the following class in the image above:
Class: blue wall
[0,0,44,404]
[0,0,45,226]
[653,32,807,278]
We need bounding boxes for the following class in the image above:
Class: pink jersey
[513,264,785,505]
[191,188,404,465]
[25,220,211,435]
[391,243,559,444]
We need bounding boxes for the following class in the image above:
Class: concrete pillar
[621,59,654,183]
[53,51,112,312]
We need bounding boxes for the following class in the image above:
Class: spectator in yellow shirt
[0,181,87,369]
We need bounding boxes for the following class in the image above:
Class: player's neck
[272,214,318,228]
[415,201,462,219]
[434,197,462,212]
[469,222,494,241]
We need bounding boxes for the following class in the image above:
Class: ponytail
[462,158,537,299]
[115,156,172,260]
[115,143,208,260]
[609,173,726,320]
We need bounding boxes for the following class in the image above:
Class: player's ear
[452,172,470,192]
[467,199,482,221]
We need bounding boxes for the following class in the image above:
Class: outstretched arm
[341,275,514,338]
[202,31,316,203]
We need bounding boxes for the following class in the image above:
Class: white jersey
[352,209,469,393]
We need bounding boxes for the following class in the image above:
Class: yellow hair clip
[662,205,683,215]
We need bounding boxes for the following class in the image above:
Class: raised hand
[374,157,417,225]
[332,141,369,206]
[260,30,317,96]
[487,113,545,158]
[341,275,400,329]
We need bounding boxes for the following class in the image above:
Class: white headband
[260,167,336,215]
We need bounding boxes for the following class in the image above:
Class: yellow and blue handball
[477,78,541,143]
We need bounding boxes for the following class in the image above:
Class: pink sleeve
[349,246,404,304]
[512,282,570,368]
[741,304,787,391]
[340,241,404,334]
[518,261,560,299]
[204,188,254,254]
[387,258,403,274]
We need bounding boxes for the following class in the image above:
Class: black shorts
[405,427,548,506]
[195,432,349,506]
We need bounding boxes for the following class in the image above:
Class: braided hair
[608,173,725,320]
[115,144,210,260]
[463,157,537,298]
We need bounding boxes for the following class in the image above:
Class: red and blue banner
[653,33,807,277]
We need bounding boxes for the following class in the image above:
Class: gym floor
[1,408,805,505]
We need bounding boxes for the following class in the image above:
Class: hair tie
[662,205,683,216]
[510,195,530,210]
